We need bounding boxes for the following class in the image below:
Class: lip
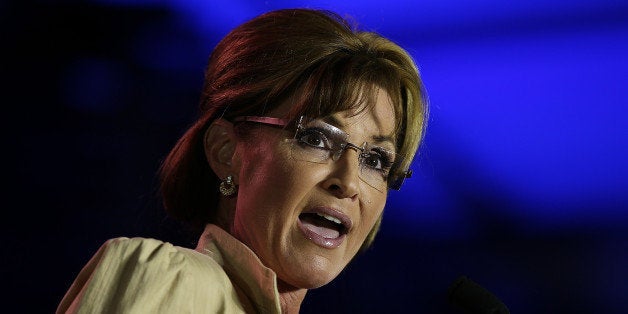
[297,206,353,249]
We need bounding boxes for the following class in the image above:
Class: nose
[322,146,361,200]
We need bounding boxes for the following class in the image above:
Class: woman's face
[230,88,396,289]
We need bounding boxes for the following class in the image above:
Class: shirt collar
[196,224,282,313]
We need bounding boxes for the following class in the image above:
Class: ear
[204,119,239,181]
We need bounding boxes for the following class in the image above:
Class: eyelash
[297,128,330,149]
[364,149,394,172]
[296,128,394,174]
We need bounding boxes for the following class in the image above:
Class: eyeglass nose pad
[331,146,345,161]
[333,142,365,162]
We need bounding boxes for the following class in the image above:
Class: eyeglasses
[233,115,412,191]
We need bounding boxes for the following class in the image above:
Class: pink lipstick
[297,206,352,249]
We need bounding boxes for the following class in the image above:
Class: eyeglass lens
[289,118,395,192]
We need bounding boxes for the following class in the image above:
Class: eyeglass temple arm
[232,116,290,126]
[389,169,412,191]
[403,169,412,178]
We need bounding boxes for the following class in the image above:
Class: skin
[208,88,397,313]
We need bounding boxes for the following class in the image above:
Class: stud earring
[219,175,237,196]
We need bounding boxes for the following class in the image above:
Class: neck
[277,280,307,314]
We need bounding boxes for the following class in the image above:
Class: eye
[362,149,394,173]
[296,128,331,150]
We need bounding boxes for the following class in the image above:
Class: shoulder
[96,237,235,292]
[98,237,208,269]
[59,237,244,313]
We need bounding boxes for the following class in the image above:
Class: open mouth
[299,212,348,239]
[297,206,352,249]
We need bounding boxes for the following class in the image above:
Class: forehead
[330,88,396,140]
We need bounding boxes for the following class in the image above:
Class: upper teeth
[317,213,342,225]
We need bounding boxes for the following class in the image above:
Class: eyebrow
[322,115,396,148]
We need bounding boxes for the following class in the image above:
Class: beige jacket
[57,224,282,313]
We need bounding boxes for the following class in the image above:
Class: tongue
[300,214,341,239]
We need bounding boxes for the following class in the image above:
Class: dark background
[4,1,628,313]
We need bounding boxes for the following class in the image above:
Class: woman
[57,8,427,313]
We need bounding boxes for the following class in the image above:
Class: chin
[285,274,338,290]
[282,255,347,289]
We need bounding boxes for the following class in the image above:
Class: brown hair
[159,8,428,249]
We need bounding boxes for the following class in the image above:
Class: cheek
[236,140,313,209]
[240,144,291,186]
[361,192,387,231]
